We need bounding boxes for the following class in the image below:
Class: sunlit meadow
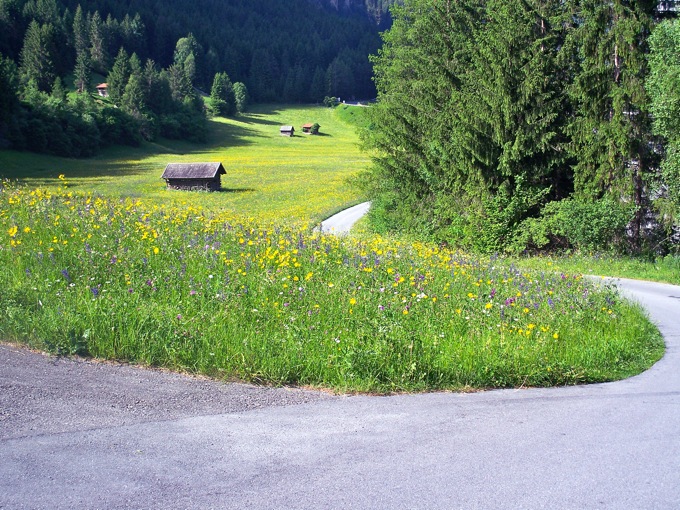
[0,179,663,392]
[0,105,367,223]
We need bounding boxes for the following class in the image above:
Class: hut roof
[161,162,226,180]
[96,83,108,89]
[302,123,314,129]
[280,125,294,131]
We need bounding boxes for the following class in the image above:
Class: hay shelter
[161,162,226,191]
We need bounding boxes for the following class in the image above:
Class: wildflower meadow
[0,179,663,392]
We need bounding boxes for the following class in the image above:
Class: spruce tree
[564,0,655,247]
[89,11,108,74]
[73,49,90,93]
[72,4,88,56]
[121,73,146,116]
[233,82,249,113]
[50,75,65,101]
[208,71,235,117]
[166,63,193,102]
[465,0,568,191]
[19,20,55,91]
[143,58,171,114]
[107,47,130,104]
[365,0,571,250]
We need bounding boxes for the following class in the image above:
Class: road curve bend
[319,201,371,234]
[1,229,679,508]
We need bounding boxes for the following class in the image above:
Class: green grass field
[0,104,368,223]
[513,253,680,286]
[0,104,668,393]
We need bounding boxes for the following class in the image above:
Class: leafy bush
[514,198,633,253]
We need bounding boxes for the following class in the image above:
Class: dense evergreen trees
[364,0,675,254]
[0,0,385,157]
[0,0,382,103]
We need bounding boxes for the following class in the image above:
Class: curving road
[319,201,371,234]
[1,208,679,509]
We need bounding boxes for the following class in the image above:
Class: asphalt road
[1,277,678,509]
[319,202,371,234]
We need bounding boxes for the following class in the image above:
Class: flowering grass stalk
[0,182,664,392]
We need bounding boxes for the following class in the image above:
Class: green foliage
[514,252,680,286]
[514,198,633,253]
[0,0,382,107]
[19,20,54,91]
[88,11,107,74]
[0,52,19,126]
[647,19,680,227]
[73,49,90,93]
[121,74,146,116]
[0,0,387,156]
[106,47,129,104]
[50,75,65,101]
[310,123,320,135]
[72,4,88,56]
[364,0,570,252]
[364,0,668,255]
[323,96,340,107]
[232,81,248,114]
[173,33,202,86]
[208,71,235,117]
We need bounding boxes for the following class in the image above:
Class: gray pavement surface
[319,202,371,234]
[1,251,679,510]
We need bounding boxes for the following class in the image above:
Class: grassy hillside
[0,104,666,393]
[0,105,368,223]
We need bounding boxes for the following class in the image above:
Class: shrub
[514,198,634,253]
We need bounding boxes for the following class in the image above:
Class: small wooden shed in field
[161,162,226,191]
[96,83,109,97]
[302,123,320,134]
[280,125,295,137]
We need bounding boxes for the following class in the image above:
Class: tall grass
[0,182,663,392]
[514,253,680,286]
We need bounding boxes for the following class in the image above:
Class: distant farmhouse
[161,162,226,191]
[96,83,108,97]
[280,125,295,137]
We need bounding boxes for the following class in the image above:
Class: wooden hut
[96,83,109,97]
[301,123,314,134]
[161,162,226,191]
[280,125,295,137]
